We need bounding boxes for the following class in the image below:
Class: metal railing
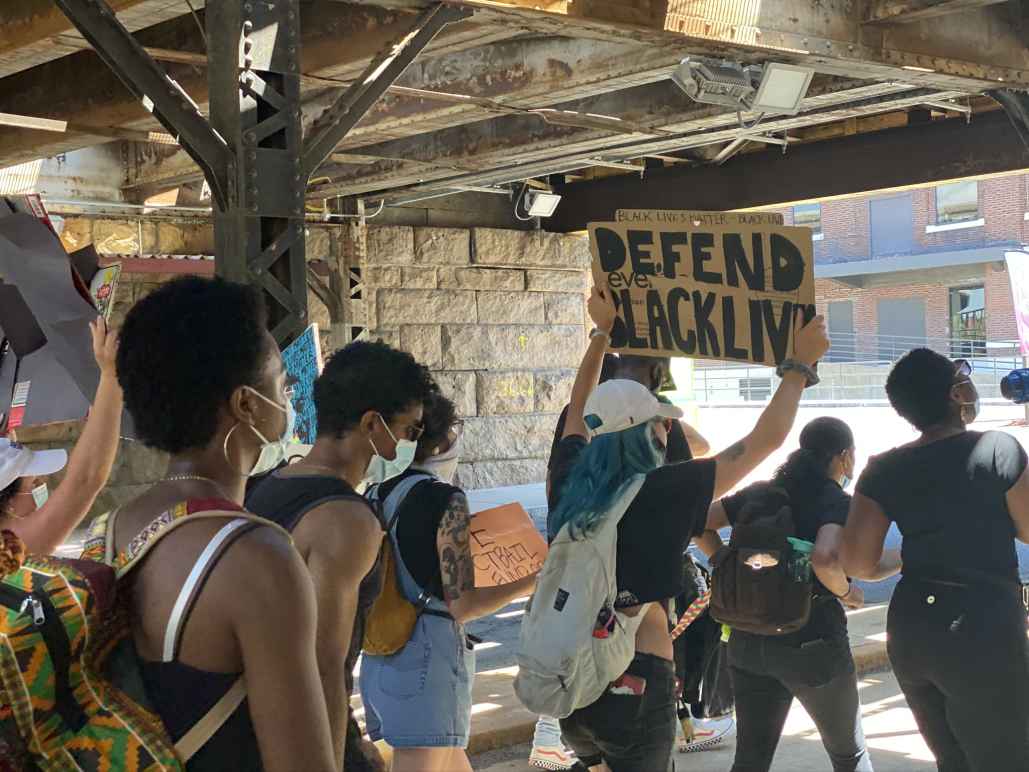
[690,333,1023,404]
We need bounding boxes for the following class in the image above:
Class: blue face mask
[840,475,851,490]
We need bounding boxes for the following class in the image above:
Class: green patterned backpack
[0,500,281,770]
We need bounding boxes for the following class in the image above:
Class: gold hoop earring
[222,423,251,478]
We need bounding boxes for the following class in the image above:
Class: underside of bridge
[4,0,1029,340]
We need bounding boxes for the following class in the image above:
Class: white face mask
[365,414,417,485]
[245,387,295,477]
[954,379,980,425]
[421,435,462,485]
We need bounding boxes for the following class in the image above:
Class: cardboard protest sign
[470,503,548,588]
[281,323,323,444]
[616,209,784,226]
[590,215,815,367]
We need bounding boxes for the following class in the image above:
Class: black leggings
[888,577,1029,772]
[728,632,872,772]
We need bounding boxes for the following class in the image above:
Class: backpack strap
[113,505,291,579]
[162,517,260,662]
[104,506,123,565]
[378,473,433,532]
[174,676,247,762]
[374,473,447,613]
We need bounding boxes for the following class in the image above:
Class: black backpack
[709,484,813,636]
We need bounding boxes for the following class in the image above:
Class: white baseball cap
[583,379,684,438]
[0,438,67,492]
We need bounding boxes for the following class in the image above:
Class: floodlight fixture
[524,189,562,218]
[751,62,815,115]
[671,58,762,110]
[672,57,815,116]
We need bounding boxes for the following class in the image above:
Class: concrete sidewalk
[354,603,891,757]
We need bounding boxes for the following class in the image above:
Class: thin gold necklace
[162,474,231,497]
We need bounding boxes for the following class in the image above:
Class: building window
[739,377,772,402]
[793,203,822,236]
[949,285,987,356]
[935,181,979,225]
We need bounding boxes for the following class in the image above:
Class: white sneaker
[678,715,736,753]
[529,745,578,770]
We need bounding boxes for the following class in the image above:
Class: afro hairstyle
[885,347,959,431]
[116,276,269,454]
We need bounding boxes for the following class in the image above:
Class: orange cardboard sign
[470,503,548,588]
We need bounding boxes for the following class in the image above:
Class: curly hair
[885,347,957,431]
[314,340,436,439]
[416,390,458,461]
[0,480,18,515]
[116,276,269,454]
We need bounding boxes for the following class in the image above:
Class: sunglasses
[953,359,972,379]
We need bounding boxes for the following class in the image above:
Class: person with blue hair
[548,287,829,772]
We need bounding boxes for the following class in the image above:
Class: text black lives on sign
[589,220,815,367]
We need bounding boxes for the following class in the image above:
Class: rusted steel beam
[0,3,504,168]
[383,0,1029,91]
[120,35,691,192]
[307,80,937,198]
[865,0,1007,25]
[0,0,200,80]
[548,110,1029,231]
[301,3,473,176]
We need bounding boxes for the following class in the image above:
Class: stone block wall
[15,224,590,532]
[360,226,590,489]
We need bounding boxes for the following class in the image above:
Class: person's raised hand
[588,286,617,334]
[793,313,829,367]
[90,317,119,377]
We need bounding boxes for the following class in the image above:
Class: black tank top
[132,499,263,771]
[140,663,261,771]
[244,471,384,699]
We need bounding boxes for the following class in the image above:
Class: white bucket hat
[0,438,67,492]
[583,379,683,438]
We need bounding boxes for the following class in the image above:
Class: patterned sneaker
[529,745,578,770]
[678,715,736,753]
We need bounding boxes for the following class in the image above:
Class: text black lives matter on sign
[591,211,815,367]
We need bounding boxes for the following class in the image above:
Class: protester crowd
[1,274,1028,772]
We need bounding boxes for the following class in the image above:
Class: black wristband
[776,359,820,387]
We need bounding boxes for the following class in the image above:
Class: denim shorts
[360,614,476,748]
[560,653,678,772]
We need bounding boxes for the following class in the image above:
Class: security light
[751,62,815,115]
[524,190,562,218]
[671,58,762,110]
[672,57,814,115]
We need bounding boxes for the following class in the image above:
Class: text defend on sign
[590,218,815,367]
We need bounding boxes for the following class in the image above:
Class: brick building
[770,171,1029,360]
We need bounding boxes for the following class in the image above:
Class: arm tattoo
[726,440,746,460]
[439,494,474,604]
